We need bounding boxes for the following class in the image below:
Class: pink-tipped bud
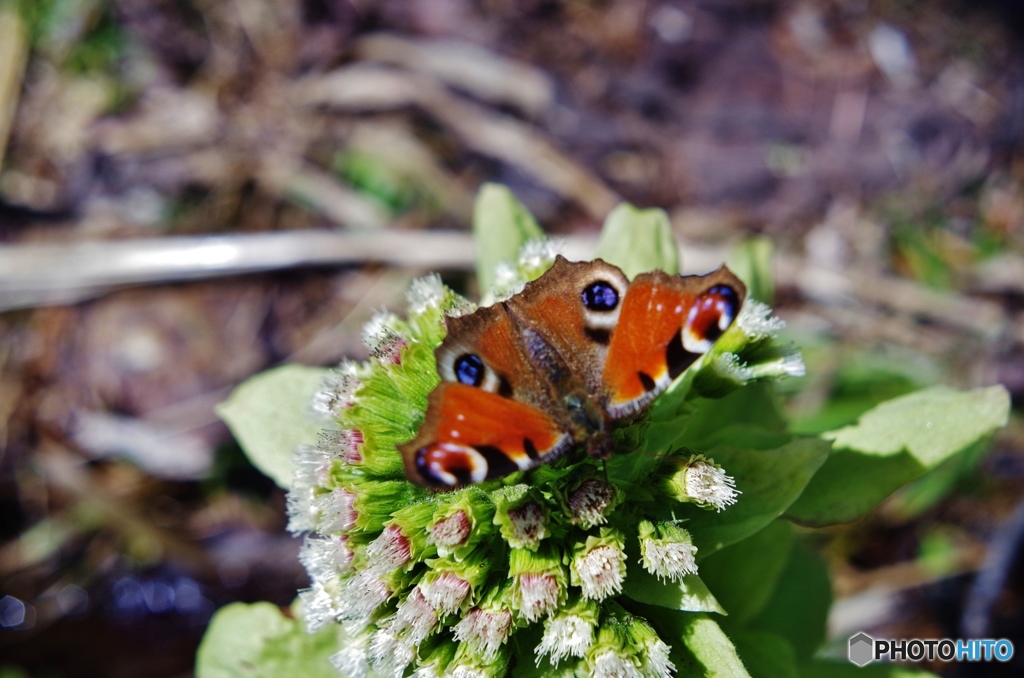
[366,525,412,573]
[422,572,471,616]
[369,628,416,677]
[453,608,513,661]
[339,569,391,621]
[373,334,408,365]
[393,588,439,645]
[431,511,472,550]
[517,573,560,622]
[316,487,358,535]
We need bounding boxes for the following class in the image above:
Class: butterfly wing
[400,382,572,487]
[505,256,630,394]
[602,266,746,418]
[401,301,571,487]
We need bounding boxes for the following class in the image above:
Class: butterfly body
[400,256,745,487]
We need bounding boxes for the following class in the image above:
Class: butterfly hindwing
[602,266,746,418]
[400,383,572,487]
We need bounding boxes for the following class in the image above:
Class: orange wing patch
[603,276,694,417]
[603,267,745,419]
[400,383,571,487]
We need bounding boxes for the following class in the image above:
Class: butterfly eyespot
[454,354,485,386]
[416,442,489,486]
[682,284,741,353]
[581,281,619,311]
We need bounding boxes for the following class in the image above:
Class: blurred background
[1,0,1023,676]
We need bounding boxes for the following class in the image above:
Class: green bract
[199,185,1009,678]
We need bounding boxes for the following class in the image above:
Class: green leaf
[783,449,920,527]
[676,438,831,557]
[727,237,774,304]
[748,540,831,661]
[216,364,330,488]
[650,612,752,678]
[682,382,790,447]
[886,440,989,520]
[786,385,1010,526]
[473,183,544,292]
[799,660,939,678]
[195,602,341,678]
[823,385,1009,463]
[644,381,789,458]
[594,203,679,278]
[622,564,726,614]
[699,520,794,624]
[729,630,799,678]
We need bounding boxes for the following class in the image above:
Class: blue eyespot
[454,354,485,386]
[582,281,619,311]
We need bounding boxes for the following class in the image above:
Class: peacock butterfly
[400,255,746,487]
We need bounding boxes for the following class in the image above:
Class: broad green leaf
[473,183,543,292]
[644,380,790,459]
[682,382,790,447]
[729,630,799,678]
[786,385,1010,526]
[886,440,989,520]
[700,520,794,624]
[799,660,939,678]
[748,540,831,660]
[783,449,920,526]
[824,385,1009,463]
[594,203,679,278]
[649,612,752,678]
[623,565,726,614]
[727,237,774,304]
[675,438,831,557]
[216,364,330,488]
[196,602,340,678]
[787,350,931,436]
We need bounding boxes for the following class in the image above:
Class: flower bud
[566,478,621,529]
[660,455,739,511]
[509,544,567,622]
[300,533,354,586]
[428,488,495,559]
[420,548,491,615]
[638,520,697,582]
[287,444,331,534]
[310,361,364,420]
[329,620,373,678]
[453,604,513,661]
[569,529,628,601]
[535,597,600,665]
[448,640,511,678]
[493,485,549,550]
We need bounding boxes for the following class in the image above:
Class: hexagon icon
[848,632,875,666]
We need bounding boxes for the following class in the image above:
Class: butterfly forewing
[435,303,555,407]
[507,256,629,395]
[602,266,746,419]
